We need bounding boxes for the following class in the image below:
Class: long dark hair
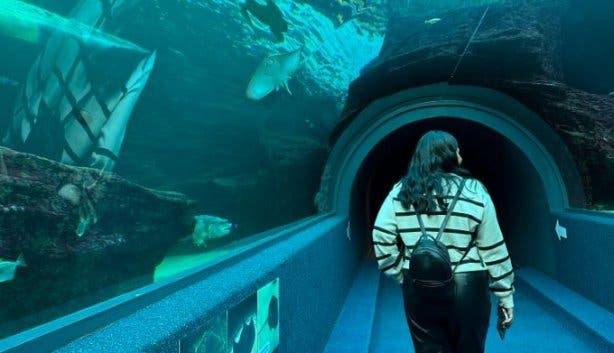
[397,130,472,213]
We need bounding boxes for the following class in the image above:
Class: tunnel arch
[317,83,585,273]
[319,83,584,216]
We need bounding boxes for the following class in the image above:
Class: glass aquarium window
[0,0,384,337]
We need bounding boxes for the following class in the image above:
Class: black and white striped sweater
[372,176,515,308]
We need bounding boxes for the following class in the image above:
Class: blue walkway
[325,261,613,353]
[371,276,609,353]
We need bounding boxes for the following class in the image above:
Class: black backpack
[408,178,474,300]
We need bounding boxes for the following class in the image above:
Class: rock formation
[331,0,614,208]
[0,146,195,336]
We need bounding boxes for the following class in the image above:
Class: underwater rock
[483,80,614,207]
[296,0,387,33]
[329,0,614,209]
[335,1,565,138]
[211,174,260,188]
[0,146,195,333]
[57,184,81,206]
[259,132,327,168]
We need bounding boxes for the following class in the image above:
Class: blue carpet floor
[370,275,611,353]
[324,262,380,353]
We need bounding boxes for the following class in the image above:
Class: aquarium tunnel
[0,0,613,353]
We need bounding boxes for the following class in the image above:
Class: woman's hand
[500,306,514,327]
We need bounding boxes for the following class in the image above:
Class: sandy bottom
[153,235,260,282]
[154,243,238,282]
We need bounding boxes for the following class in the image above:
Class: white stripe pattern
[372,176,515,308]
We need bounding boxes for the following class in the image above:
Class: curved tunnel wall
[354,117,556,273]
[319,83,614,311]
[322,83,584,216]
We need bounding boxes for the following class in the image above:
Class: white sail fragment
[2,0,153,172]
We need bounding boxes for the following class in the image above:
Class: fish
[0,76,19,87]
[167,47,187,60]
[609,92,614,96]
[425,18,442,25]
[555,219,567,240]
[0,254,26,283]
[246,47,302,101]
[191,215,236,248]
[0,0,147,54]
[241,0,288,42]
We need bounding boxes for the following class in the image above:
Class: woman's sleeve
[476,188,515,308]
[372,192,404,283]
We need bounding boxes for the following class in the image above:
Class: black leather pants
[401,270,491,353]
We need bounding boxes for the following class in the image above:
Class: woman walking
[372,130,514,353]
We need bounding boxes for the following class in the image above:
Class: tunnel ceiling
[317,83,584,215]
[354,116,554,271]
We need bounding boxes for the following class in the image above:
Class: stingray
[241,0,288,42]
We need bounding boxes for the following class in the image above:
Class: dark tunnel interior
[351,117,559,276]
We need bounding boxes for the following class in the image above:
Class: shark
[246,47,302,100]
[0,0,147,54]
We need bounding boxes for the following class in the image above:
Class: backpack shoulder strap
[435,178,466,242]
[416,211,428,237]
[452,231,476,273]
